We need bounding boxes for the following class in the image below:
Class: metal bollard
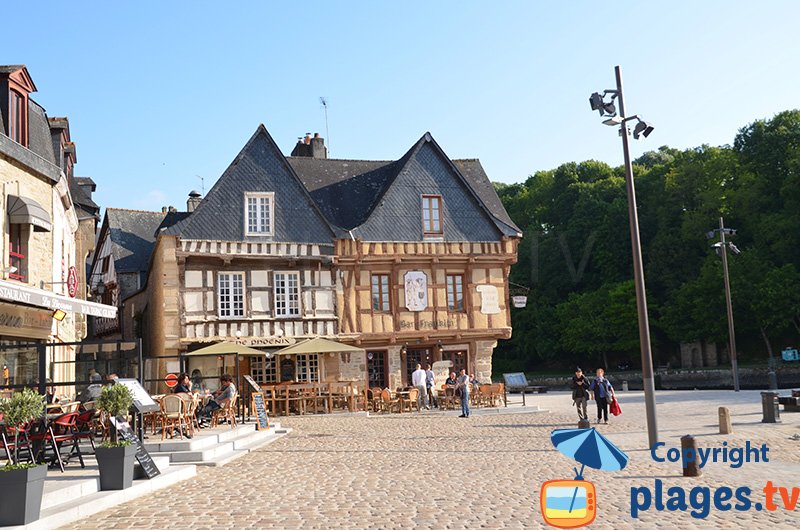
[761,391,781,423]
[681,435,702,477]
[578,418,591,429]
[718,406,733,434]
[622,380,629,392]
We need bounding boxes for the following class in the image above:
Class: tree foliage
[497,110,800,370]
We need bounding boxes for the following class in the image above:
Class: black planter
[0,463,48,525]
[95,444,136,490]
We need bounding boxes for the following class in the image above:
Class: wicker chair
[380,388,401,413]
[159,395,186,440]
[405,388,420,413]
[369,388,384,412]
[211,393,238,429]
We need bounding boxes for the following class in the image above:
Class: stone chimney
[187,190,202,212]
[290,132,327,159]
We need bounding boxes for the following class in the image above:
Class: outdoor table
[395,391,412,412]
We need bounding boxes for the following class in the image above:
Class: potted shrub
[94,383,136,490]
[0,388,47,526]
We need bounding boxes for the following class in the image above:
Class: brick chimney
[187,190,202,212]
[290,132,327,159]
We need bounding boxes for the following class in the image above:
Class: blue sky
[6,1,799,212]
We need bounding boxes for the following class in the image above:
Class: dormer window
[8,89,27,146]
[422,194,443,235]
[244,192,274,236]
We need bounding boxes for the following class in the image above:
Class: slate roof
[289,133,522,237]
[288,157,401,230]
[105,209,167,273]
[163,125,337,244]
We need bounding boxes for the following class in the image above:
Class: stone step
[142,423,257,453]
[173,426,291,467]
[8,464,196,530]
[154,440,235,463]
[37,454,172,511]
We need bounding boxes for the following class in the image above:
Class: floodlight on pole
[633,120,655,139]
[589,66,659,450]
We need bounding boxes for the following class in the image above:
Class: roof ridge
[287,156,394,163]
[106,207,165,215]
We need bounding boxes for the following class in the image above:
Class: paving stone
[60,390,800,529]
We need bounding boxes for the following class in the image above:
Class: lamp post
[590,66,659,448]
[709,217,741,392]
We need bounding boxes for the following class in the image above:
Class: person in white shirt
[411,364,428,410]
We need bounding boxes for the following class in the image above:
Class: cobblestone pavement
[64,390,800,529]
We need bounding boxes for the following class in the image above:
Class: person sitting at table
[199,374,236,426]
[469,374,482,387]
[445,372,457,386]
[78,373,104,403]
[173,373,192,394]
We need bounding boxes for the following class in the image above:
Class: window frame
[421,194,443,236]
[446,273,466,312]
[273,271,301,318]
[370,273,391,313]
[244,192,275,236]
[250,355,277,384]
[295,353,320,383]
[217,271,246,319]
[8,88,28,147]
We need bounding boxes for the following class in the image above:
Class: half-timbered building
[291,132,521,388]
[138,126,342,387]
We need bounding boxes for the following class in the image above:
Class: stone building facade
[0,65,113,389]
[133,125,520,391]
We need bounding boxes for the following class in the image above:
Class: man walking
[457,369,470,418]
[571,367,589,421]
[425,363,437,409]
[411,363,428,411]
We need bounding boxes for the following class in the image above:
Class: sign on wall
[476,285,500,314]
[0,302,53,339]
[404,271,428,311]
[67,266,78,298]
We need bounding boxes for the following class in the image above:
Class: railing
[261,382,366,416]
[92,315,120,335]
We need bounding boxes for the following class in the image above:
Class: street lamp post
[590,66,659,449]
[717,217,741,392]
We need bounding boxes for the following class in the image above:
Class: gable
[173,126,336,243]
[352,139,504,242]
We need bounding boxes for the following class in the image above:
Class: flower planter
[95,444,136,490]
[0,463,48,525]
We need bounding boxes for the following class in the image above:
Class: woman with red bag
[589,368,614,424]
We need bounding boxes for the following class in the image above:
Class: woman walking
[589,368,614,424]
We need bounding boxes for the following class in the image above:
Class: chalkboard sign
[115,378,159,413]
[110,417,161,479]
[252,392,269,430]
[243,375,262,394]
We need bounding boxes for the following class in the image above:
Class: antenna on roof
[195,175,204,195]
[320,96,330,156]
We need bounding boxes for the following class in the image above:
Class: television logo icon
[540,479,597,529]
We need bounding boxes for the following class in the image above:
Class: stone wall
[523,366,800,391]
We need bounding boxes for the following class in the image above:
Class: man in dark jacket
[571,367,589,420]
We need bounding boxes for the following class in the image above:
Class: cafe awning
[7,194,52,232]
[184,341,267,356]
[272,337,366,356]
